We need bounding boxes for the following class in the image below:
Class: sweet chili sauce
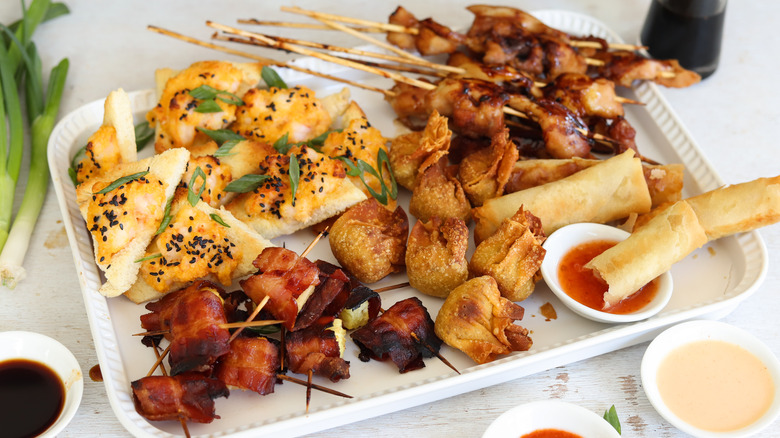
[558,240,658,314]
[521,428,583,438]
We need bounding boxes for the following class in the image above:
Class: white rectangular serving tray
[48,9,767,438]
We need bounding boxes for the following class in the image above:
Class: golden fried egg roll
[473,150,651,241]
[586,201,707,309]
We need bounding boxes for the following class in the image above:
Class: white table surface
[1,0,779,437]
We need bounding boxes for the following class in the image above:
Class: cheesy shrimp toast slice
[75,89,137,184]
[226,145,366,239]
[147,60,262,153]
[75,148,190,297]
[124,188,274,303]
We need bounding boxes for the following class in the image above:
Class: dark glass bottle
[640,0,726,79]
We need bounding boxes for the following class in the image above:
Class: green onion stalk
[0,59,68,287]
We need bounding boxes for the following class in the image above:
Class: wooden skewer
[410,332,460,375]
[146,344,172,377]
[147,25,392,96]
[374,282,410,293]
[213,30,463,73]
[207,21,436,92]
[228,295,271,343]
[281,6,464,74]
[238,19,385,33]
[570,40,646,51]
[132,317,283,337]
[279,6,415,34]
[276,374,353,398]
[306,369,313,414]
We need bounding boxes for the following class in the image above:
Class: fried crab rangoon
[405,217,469,298]
[329,198,409,284]
[457,127,518,206]
[409,157,472,223]
[469,207,546,302]
[435,276,532,365]
[388,110,451,190]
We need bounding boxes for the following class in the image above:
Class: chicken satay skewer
[147,25,392,96]
[586,56,676,78]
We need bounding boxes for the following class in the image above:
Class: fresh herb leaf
[289,154,300,207]
[224,174,271,193]
[603,405,621,435]
[213,139,241,157]
[261,66,288,89]
[135,253,162,263]
[189,84,244,105]
[305,129,339,147]
[135,121,154,152]
[67,167,78,186]
[335,148,397,205]
[187,167,207,206]
[194,99,223,113]
[245,324,281,335]
[197,127,244,145]
[68,144,88,185]
[94,171,149,194]
[209,213,231,227]
[155,195,174,236]
[273,132,291,154]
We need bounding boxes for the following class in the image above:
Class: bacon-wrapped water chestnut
[294,261,352,331]
[329,198,409,284]
[285,318,350,382]
[131,373,229,423]
[435,276,532,364]
[338,285,381,330]
[405,217,469,298]
[214,337,281,396]
[240,247,321,330]
[351,297,442,373]
[140,281,231,375]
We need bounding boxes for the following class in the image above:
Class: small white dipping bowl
[0,331,83,437]
[641,320,780,438]
[482,400,621,438]
[540,222,673,323]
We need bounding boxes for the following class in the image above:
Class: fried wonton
[389,110,451,190]
[469,207,545,301]
[329,198,409,283]
[435,276,532,364]
[458,127,519,206]
[406,217,469,298]
[409,157,471,223]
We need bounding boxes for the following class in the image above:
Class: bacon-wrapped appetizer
[351,297,441,373]
[214,336,280,396]
[140,281,231,375]
[294,261,352,331]
[240,247,321,330]
[329,198,409,284]
[285,318,350,382]
[435,276,532,364]
[405,217,469,298]
[131,373,229,423]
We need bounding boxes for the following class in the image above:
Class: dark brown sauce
[640,0,726,78]
[89,364,103,382]
[0,359,65,438]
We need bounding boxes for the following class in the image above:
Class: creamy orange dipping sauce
[558,240,658,314]
[521,429,582,438]
[657,340,775,432]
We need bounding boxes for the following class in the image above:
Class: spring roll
[505,158,684,208]
[586,201,707,309]
[473,150,651,241]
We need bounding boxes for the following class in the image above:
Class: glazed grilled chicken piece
[591,50,701,88]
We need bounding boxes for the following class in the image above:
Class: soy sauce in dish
[640,0,726,79]
[0,359,65,438]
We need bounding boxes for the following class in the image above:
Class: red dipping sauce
[521,428,583,438]
[558,240,658,314]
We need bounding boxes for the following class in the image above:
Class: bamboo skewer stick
[228,295,270,343]
[410,332,460,375]
[238,19,384,33]
[570,40,646,51]
[306,369,313,414]
[280,6,463,74]
[206,21,435,91]
[146,344,172,377]
[133,318,284,337]
[276,374,353,398]
[147,25,392,96]
[374,282,410,293]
